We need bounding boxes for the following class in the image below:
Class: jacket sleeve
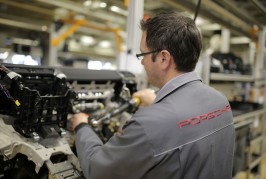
[75,120,155,179]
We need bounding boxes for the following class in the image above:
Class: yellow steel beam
[51,19,86,47]
[124,0,129,7]
[51,19,123,52]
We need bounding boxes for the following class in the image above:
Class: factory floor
[234,154,266,179]
[262,155,266,179]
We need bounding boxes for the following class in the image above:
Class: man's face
[140,31,160,87]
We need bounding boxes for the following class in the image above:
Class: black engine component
[211,52,252,75]
[0,63,76,138]
[0,64,139,179]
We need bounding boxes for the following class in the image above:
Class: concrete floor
[261,154,266,179]
[234,154,266,179]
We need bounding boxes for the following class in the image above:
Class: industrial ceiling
[0,0,265,61]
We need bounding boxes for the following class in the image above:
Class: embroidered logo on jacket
[178,105,231,128]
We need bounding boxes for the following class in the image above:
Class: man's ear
[160,50,171,70]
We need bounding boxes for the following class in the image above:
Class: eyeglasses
[136,50,159,60]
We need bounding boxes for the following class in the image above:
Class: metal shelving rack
[210,73,254,82]
[201,26,266,179]
[209,74,265,179]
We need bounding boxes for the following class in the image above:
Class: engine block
[0,64,138,179]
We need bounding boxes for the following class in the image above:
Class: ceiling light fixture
[83,0,92,7]
[99,2,107,8]
[110,6,119,12]
[80,36,95,46]
[99,40,111,48]
[41,26,48,31]
[110,5,127,16]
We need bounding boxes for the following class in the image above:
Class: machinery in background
[210,52,252,75]
[0,64,138,178]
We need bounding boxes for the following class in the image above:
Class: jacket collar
[154,72,201,103]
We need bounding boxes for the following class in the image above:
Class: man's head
[140,11,202,73]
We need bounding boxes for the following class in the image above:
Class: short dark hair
[140,11,202,72]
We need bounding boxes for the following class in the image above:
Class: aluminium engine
[59,67,139,142]
[0,64,138,179]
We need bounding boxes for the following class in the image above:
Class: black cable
[194,0,202,22]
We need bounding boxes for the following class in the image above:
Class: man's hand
[69,113,89,131]
[132,88,156,107]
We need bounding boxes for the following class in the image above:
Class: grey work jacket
[75,72,235,179]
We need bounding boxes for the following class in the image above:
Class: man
[70,11,235,179]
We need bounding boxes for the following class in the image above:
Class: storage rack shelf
[233,109,264,124]
[210,73,254,82]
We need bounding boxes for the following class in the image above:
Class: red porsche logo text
[178,105,231,128]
